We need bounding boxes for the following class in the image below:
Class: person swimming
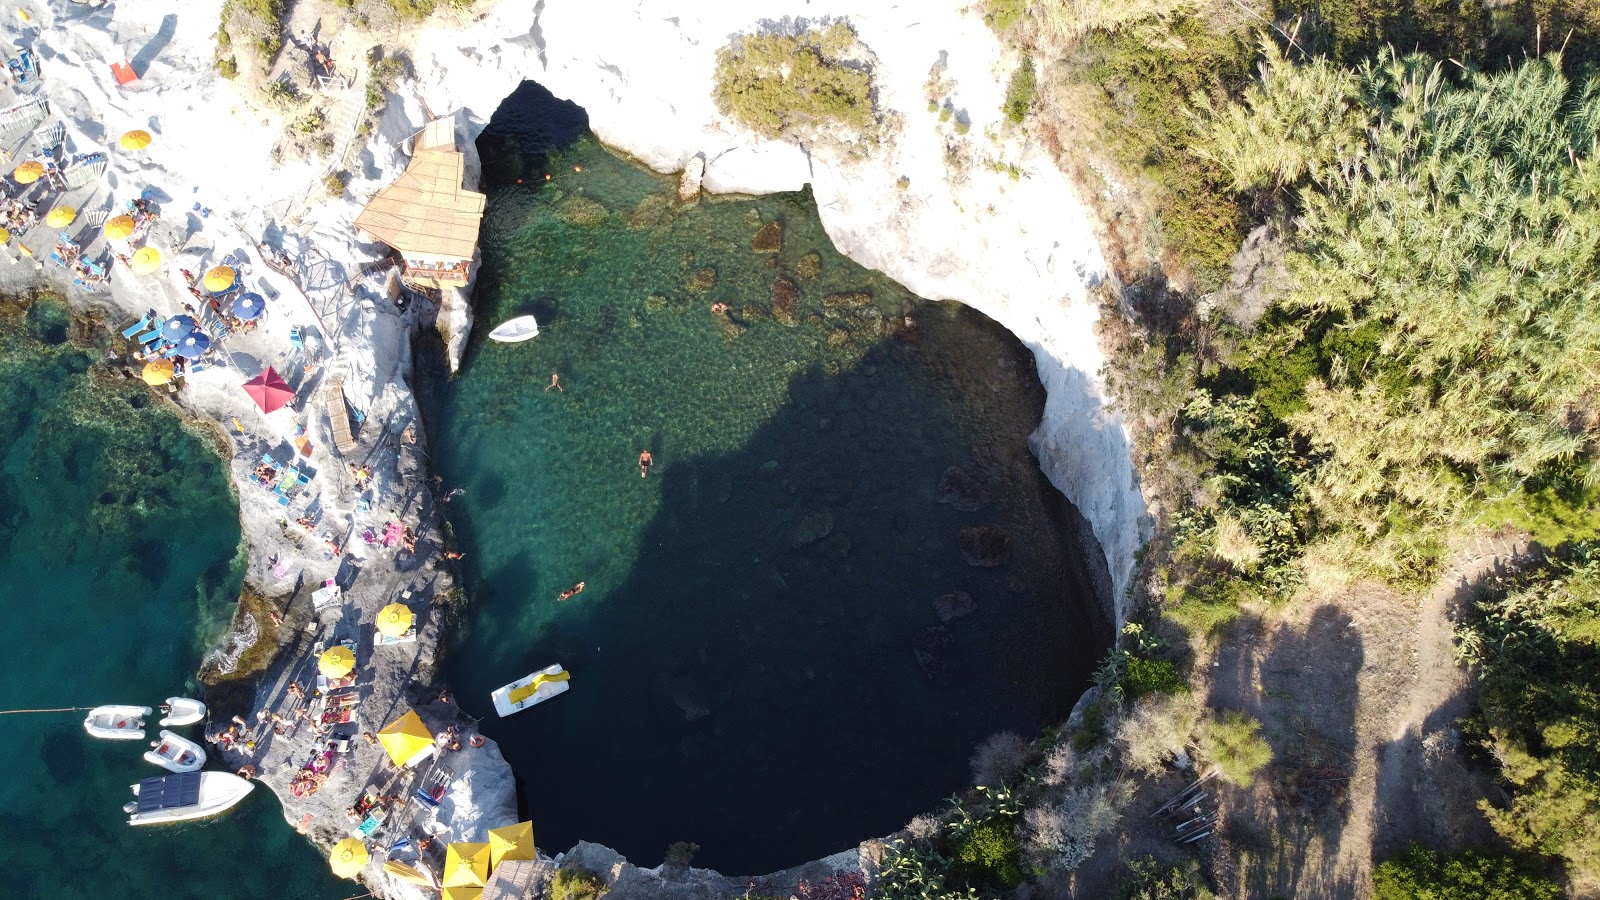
[638,450,653,479]
[557,581,586,602]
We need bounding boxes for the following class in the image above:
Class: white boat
[487,315,539,343]
[491,664,570,717]
[84,705,151,740]
[125,771,254,826]
[159,697,206,727]
[145,730,207,773]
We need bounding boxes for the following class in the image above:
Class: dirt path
[1194,533,1522,899]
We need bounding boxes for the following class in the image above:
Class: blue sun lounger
[121,310,155,338]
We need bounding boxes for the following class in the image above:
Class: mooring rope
[0,706,94,715]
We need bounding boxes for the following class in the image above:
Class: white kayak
[159,697,206,727]
[126,771,254,826]
[145,730,207,774]
[84,705,152,740]
[487,315,539,343]
[491,664,570,717]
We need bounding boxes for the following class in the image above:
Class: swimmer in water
[557,581,586,602]
[546,372,563,392]
[639,450,653,479]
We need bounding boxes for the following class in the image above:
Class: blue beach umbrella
[232,292,265,321]
[174,331,211,359]
[161,314,197,342]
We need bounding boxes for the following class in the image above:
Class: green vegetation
[1198,710,1271,786]
[322,172,348,198]
[551,866,607,900]
[663,840,699,869]
[1002,56,1036,123]
[1112,854,1214,899]
[216,0,283,76]
[712,24,875,142]
[951,818,1023,888]
[1459,544,1600,884]
[982,0,1027,34]
[1372,845,1561,900]
[264,79,300,109]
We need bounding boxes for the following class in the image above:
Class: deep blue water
[0,298,347,899]
[416,83,1108,873]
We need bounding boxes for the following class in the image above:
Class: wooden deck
[324,376,357,454]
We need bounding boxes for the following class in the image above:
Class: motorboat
[490,664,570,717]
[145,730,207,774]
[159,697,206,727]
[84,705,151,740]
[487,315,539,343]
[125,771,254,826]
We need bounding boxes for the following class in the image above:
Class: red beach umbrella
[241,367,294,414]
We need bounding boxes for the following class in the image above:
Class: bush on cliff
[551,866,607,900]
[712,23,875,142]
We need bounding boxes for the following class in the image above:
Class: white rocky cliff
[396,0,1149,616]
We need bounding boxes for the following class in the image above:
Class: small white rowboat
[491,664,570,717]
[160,697,206,727]
[487,315,539,343]
[84,705,151,741]
[125,771,254,826]
[145,730,207,774]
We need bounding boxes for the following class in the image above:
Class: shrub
[1002,56,1036,124]
[970,731,1030,786]
[951,817,1023,888]
[1117,695,1200,778]
[322,172,348,197]
[982,0,1026,33]
[663,840,698,869]
[265,79,300,109]
[712,23,874,142]
[551,866,607,900]
[1024,781,1129,872]
[1372,844,1560,900]
[1198,710,1271,786]
[1113,854,1214,899]
[1125,657,1186,699]
[215,56,239,80]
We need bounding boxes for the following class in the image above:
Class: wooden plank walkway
[324,376,356,454]
[483,858,552,899]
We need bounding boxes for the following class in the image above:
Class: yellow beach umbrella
[104,215,136,240]
[328,838,368,878]
[376,603,413,637]
[203,265,235,292]
[488,821,535,867]
[45,206,76,228]
[377,710,433,768]
[130,246,162,274]
[381,860,431,885]
[318,645,355,678]
[0,226,10,244]
[441,887,483,900]
[442,842,489,888]
[119,129,153,151]
[12,160,42,183]
[141,359,175,386]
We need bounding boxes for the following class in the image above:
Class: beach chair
[414,769,450,808]
[136,326,162,344]
[289,325,304,351]
[121,310,155,338]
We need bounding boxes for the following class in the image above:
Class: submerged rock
[939,466,995,512]
[771,277,801,326]
[644,293,669,313]
[752,219,783,253]
[795,251,822,280]
[959,525,1012,567]
[629,193,671,228]
[688,266,718,293]
[913,625,956,685]
[788,509,834,547]
[933,591,977,623]
[823,291,871,310]
[558,194,609,226]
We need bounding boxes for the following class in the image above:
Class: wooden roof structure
[353,119,485,263]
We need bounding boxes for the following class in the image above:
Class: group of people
[0,195,39,234]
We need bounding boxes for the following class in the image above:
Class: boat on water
[159,697,206,727]
[490,664,570,717]
[487,315,539,343]
[125,771,254,826]
[145,730,207,774]
[84,705,151,740]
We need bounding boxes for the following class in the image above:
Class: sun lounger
[136,326,162,344]
[122,311,155,338]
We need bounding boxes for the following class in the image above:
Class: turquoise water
[416,83,1106,873]
[0,299,347,899]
